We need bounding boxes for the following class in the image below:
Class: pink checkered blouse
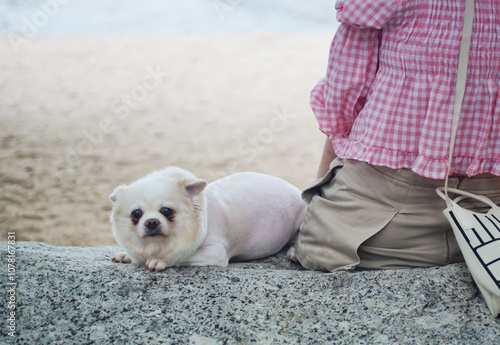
[311,0,500,179]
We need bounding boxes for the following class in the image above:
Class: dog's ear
[184,179,207,199]
[109,185,127,204]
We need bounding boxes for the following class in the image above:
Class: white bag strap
[436,187,500,211]
[439,0,475,207]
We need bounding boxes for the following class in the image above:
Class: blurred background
[0,0,339,34]
[1,0,339,247]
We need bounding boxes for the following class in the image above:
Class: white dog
[109,167,306,272]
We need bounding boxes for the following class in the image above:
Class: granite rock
[1,242,499,344]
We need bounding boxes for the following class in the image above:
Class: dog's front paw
[112,252,132,263]
[146,258,168,272]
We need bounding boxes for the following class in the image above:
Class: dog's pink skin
[186,172,306,267]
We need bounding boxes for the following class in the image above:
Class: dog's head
[109,167,207,266]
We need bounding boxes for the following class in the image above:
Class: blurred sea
[0,0,340,35]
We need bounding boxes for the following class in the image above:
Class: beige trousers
[295,159,500,271]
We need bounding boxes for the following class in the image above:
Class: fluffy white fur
[109,167,306,272]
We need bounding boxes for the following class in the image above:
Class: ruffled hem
[332,138,500,179]
[335,0,402,29]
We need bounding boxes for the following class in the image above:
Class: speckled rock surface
[1,242,499,344]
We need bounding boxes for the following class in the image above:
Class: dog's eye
[131,209,143,219]
[160,207,174,219]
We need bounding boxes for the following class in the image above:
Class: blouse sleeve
[335,0,402,29]
[311,22,382,143]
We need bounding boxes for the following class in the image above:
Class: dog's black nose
[145,218,160,230]
[144,218,161,237]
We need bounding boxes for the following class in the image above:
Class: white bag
[437,188,500,317]
[436,0,500,317]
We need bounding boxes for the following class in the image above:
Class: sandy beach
[0,34,330,246]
